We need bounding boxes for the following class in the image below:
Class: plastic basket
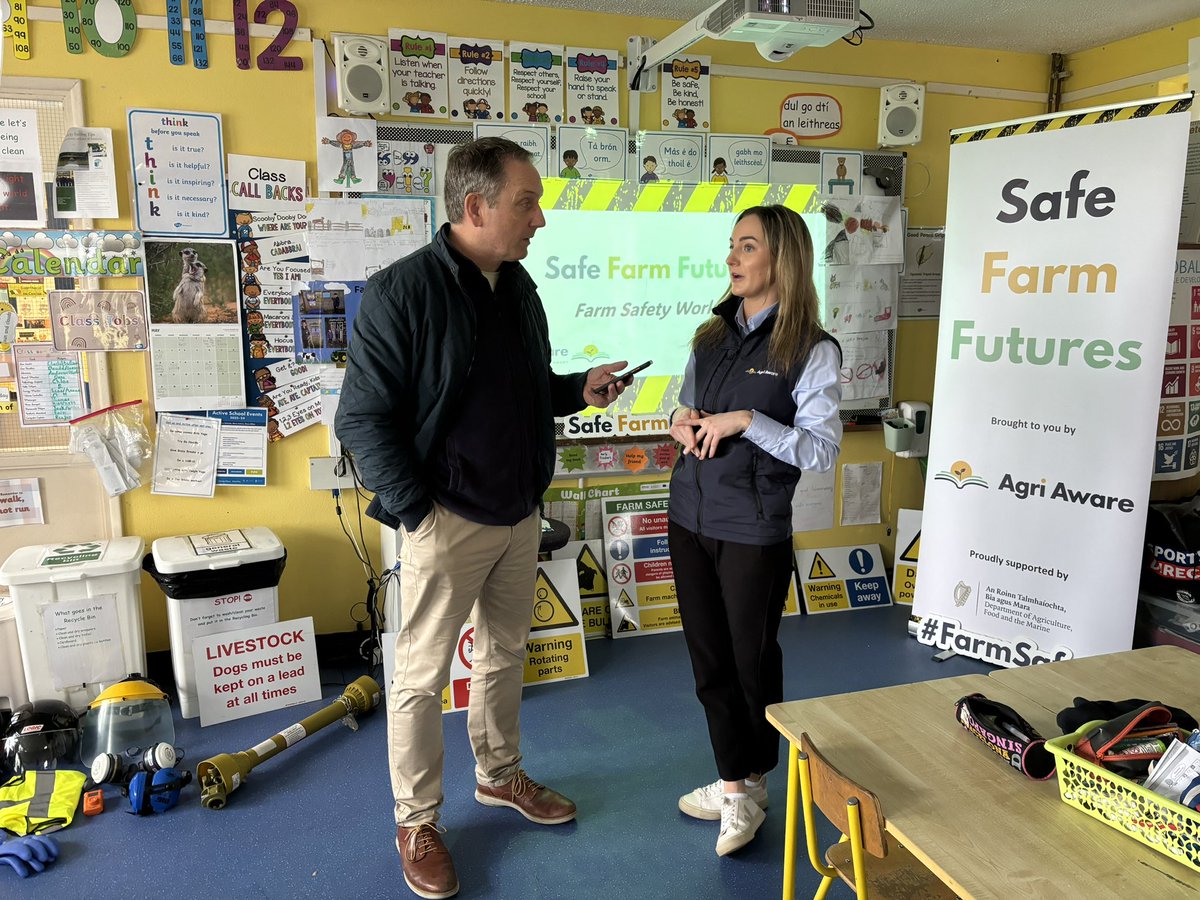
[1045,720,1200,873]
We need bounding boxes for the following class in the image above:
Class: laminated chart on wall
[892,509,922,606]
[475,122,552,177]
[506,41,564,124]
[530,177,825,437]
[375,141,436,196]
[0,108,46,228]
[899,227,945,319]
[232,206,311,426]
[1158,246,1200,479]
[550,539,610,638]
[127,109,227,238]
[602,493,677,637]
[564,47,620,126]
[795,544,892,614]
[542,480,668,542]
[388,29,450,119]
[448,35,505,122]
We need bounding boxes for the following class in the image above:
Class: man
[335,137,629,900]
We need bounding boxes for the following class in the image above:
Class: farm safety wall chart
[602,493,678,637]
[795,544,892,614]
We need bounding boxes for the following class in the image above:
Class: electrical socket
[309,456,358,491]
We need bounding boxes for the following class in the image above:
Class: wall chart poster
[388,29,450,119]
[1157,246,1200,480]
[554,126,627,180]
[565,47,619,126]
[660,55,710,131]
[602,493,679,638]
[127,109,227,238]
[705,134,771,184]
[635,131,706,184]
[295,280,364,365]
[507,41,564,124]
[226,154,306,211]
[913,97,1191,666]
[0,108,45,228]
[473,123,550,177]
[448,36,505,121]
[305,197,432,281]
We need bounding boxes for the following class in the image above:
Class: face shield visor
[79,681,174,767]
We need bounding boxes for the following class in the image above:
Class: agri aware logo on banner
[913,98,1192,667]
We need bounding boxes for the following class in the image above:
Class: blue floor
[16,603,991,899]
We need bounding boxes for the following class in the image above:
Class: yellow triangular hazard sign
[530,567,580,632]
[616,589,634,608]
[808,552,836,580]
[617,615,638,632]
[899,532,920,563]
[576,545,607,598]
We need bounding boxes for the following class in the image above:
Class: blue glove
[0,834,59,877]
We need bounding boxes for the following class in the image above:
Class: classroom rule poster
[912,97,1192,666]
[127,108,227,237]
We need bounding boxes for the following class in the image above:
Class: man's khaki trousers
[388,501,540,826]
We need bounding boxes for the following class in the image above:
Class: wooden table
[987,644,1200,716]
[767,663,1199,899]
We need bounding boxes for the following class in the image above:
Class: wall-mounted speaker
[333,34,390,116]
[879,83,924,147]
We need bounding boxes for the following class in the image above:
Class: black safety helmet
[1,700,80,775]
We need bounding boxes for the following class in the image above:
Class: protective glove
[0,833,59,877]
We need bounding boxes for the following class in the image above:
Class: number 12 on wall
[50,0,301,71]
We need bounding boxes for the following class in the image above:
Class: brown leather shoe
[395,824,458,899]
[475,769,577,824]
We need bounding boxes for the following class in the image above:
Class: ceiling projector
[699,0,861,61]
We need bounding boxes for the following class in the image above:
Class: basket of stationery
[1046,712,1200,873]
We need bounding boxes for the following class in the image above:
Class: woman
[669,205,842,856]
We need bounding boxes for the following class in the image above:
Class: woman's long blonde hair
[692,205,822,372]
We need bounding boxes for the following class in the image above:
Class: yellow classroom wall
[14,1,1158,650]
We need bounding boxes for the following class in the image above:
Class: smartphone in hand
[600,360,652,391]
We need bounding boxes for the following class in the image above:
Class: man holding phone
[335,137,632,900]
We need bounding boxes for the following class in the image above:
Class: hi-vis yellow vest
[0,771,86,835]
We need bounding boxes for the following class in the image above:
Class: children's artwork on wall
[448,36,505,121]
[706,134,771,184]
[507,41,563,124]
[637,131,705,183]
[128,108,227,237]
[820,150,862,196]
[315,117,377,192]
[387,29,449,118]
[306,197,432,281]
[144,236,246,411]
[660,55,710,132]
[555,126,627,180]
[824,264,897,336]
[227,154,306,210]
[376,141,436,196]
[565,47,620,126]
[473,123,551,177]
[819,194,903,266]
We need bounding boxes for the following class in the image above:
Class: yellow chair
[787,732,958,900]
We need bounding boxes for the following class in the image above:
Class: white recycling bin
[0,596,29,710]
[145,528,286,718]
[0,538,147,709]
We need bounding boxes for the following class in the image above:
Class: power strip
[308,456,359,491]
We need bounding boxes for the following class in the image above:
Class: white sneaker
[678,778,768,821]
[716,794,766,857]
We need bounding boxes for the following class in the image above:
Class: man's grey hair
[443,137,534,223]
